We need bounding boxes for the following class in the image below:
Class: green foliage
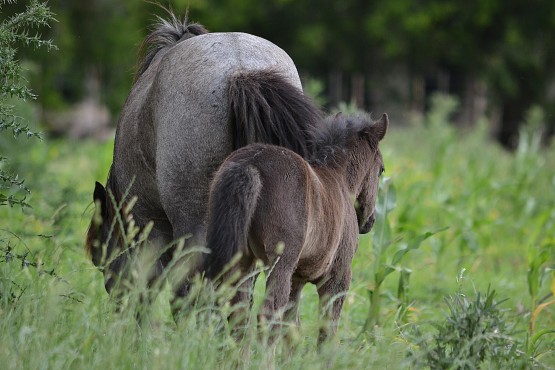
[424,93,459,127]
[1,96,555,367]
[0,0,55,134]
[28,0,143,112]
[0,237,59,306]
[301,76,327,107]
[331,100,364,115]
[0,166,29,207]
[361,177,446,332]
[0,0,55,208]
[408,278,527,369]
[2,0,554,142]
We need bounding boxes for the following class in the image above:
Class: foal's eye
[379,166,385,176]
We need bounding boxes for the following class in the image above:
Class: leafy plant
[425,93,459,128]
[302,76,327,107]
[505,106,555,357]
[0,1,56,316]
[361,177,445,332]
[407,275,528,369]
[0,0,56,208]
[0,237,59,307]
[331,100,365,115]
[1,107,554,368]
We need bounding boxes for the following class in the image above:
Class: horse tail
[229,69,323,159]
[204,163,262,280]
[135,10,208,79]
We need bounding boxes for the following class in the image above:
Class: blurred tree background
[2,0,555,148]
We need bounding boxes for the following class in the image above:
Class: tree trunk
[351,73,365,109]
[329,69,343,108]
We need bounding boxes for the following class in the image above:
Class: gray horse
[86,13,323,301]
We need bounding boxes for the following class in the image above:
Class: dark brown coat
[204,113,388,342]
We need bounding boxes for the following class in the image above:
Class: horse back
[112,32,304,231]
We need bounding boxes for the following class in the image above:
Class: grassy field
[1,100,554,369]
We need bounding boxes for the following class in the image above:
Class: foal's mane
[309,113,376,166]
[135,10,208,80]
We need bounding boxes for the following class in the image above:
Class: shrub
[407,275,529,369]
[0,0,55,208]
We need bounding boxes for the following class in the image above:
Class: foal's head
[311,113,388,234]
[348,114,388,233]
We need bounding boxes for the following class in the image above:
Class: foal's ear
[373,113,388,141]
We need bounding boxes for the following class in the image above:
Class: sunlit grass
[1,102,554,367]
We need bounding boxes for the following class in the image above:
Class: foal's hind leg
[282,280,305,353]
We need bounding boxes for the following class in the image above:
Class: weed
[361,176,446,333]
[1,94,555,368]
[407,275,529,369]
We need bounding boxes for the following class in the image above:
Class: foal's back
[206,143,354,280]
[208,144,311,263]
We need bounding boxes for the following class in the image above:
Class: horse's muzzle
[359,213,375,234]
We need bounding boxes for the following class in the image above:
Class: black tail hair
[136,10,208,79]
[229,69,323,159]
[204,164,262,280]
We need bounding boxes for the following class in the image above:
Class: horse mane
[308,113,375,167]
[135,10,208,79]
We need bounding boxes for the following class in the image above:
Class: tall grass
[1,96,554,368]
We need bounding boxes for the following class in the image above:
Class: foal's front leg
[316,255,353,345]
[228,258,258,332]
[285,280,305,326]
[259,246,301,334]
[261,262,294,327]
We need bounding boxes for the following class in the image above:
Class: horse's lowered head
[86,182,115,266]
[86,177,132,291]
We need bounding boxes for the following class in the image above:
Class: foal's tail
[204,164,262,280]
[229,70,323,159]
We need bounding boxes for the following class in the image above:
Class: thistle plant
[0,0,56,208]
